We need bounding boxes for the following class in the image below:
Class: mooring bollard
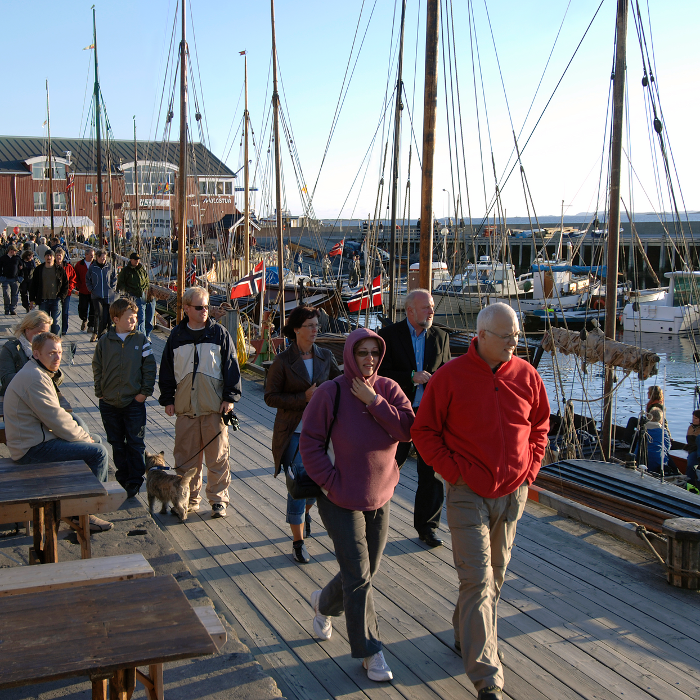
[661,517,700,590]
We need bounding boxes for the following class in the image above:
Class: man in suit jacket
[378,288,451,546]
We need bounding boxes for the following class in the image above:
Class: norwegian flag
[328,238,344,257]
[187,260,198,285]
[230,261,265,299]
[346,274,382,312]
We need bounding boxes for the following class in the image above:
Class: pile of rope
[542,326,660,380]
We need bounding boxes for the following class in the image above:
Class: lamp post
[442,188,451,223]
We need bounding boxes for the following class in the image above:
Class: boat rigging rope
[308,0,378,205]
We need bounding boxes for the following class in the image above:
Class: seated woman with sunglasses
[264,305,341,563]
[299,328,413,682]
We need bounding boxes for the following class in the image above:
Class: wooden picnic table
[0,459,106,564]
[0,575,218,699]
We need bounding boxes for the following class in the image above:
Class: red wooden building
[0,136,240,239]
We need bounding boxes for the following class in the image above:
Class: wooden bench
[0,480,127,558]
[0,555,226,700]
[0,553,154,596]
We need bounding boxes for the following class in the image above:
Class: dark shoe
[305,512,312,538]
[419,530,443,547]
[81,320,87,331]
[211,503,227,518]
[126,486,140,499]
[478,687,503,700]
[293,540,310,564]
[9,310,16,315]
[454,639,461,653]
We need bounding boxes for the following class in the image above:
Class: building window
[31,160,66,180]
[53,193,67,211]
[86,183,93,192]
[34,192,47,211]
[124,163,175,195]
[199,179,234,196]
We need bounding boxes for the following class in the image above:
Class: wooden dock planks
[52,303,700,700]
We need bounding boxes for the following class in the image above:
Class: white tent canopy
[0,215,94,232]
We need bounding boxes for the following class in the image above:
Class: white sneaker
[310,589,332,640]
[363,650,393,682]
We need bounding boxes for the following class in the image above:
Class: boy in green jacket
[92,298,157,498]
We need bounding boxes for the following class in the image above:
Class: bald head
[476,302,518,333]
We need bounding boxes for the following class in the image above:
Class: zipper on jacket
[493,372,507,491]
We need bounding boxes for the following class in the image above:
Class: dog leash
[176,430,223,470]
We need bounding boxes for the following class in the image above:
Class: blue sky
[3,1,698,220]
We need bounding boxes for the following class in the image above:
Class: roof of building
[0,136,236,178]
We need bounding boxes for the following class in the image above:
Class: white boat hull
[623,303,700,333]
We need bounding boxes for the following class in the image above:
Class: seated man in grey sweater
[3,331,112,531]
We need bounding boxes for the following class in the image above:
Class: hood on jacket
[342,327,385,387]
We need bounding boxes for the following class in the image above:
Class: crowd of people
[2,231,694,697]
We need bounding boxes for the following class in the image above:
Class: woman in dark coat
[264,305,341,563]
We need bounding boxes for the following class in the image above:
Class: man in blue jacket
[86,248,116,341]
[158,286,242,518]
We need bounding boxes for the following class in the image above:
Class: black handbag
[285,380,341,499]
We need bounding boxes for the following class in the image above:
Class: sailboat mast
[177,0,188,322]
[388,0,407,323]
[46,80,55,238]
[271,0,285,327]
[418,0,440,290]
[244,53,250,277]
[134,117,140,254]
[93,7,104,247]
[601,0,629,460]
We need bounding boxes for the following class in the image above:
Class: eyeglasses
[300,323,319,330]
[484,329,520,342]
[189,305,209,311]
[355,350,381,358]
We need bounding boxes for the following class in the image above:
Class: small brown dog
[145,451,197,522]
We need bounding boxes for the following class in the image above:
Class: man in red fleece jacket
[412,303,549,700]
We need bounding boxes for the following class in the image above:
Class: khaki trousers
[447,480,528,692]
[173,413,230,506]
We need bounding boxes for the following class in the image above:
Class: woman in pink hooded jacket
[300,328,413,683]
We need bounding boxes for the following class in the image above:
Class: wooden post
[93,7,104,246]
[388,0,407,322]
[418,0,440,290]
[662,517,700,589]
[43,500,60,565]
[177,0,188,322]
[602,0,629,459]
[243,53,250,277]
[109,668,136,699]
[134,117,140,254]
[46,80,55,238]
[271,0,285,328]
[32,504,45,564]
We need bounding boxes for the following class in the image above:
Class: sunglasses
[355,350,381,358]
[188,305,209,311]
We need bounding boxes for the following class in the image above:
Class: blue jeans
[133,296,146,334]
[144,298,157,338]
[687,450,699,488]
[15,425,108,483]
[99,398,147,490]
[282,433,316,525]
[39,298,61,336]
[93,297,111,337]
[1,278,19,313]
[60,295,71,335]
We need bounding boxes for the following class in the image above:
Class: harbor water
[537,331,700,440]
